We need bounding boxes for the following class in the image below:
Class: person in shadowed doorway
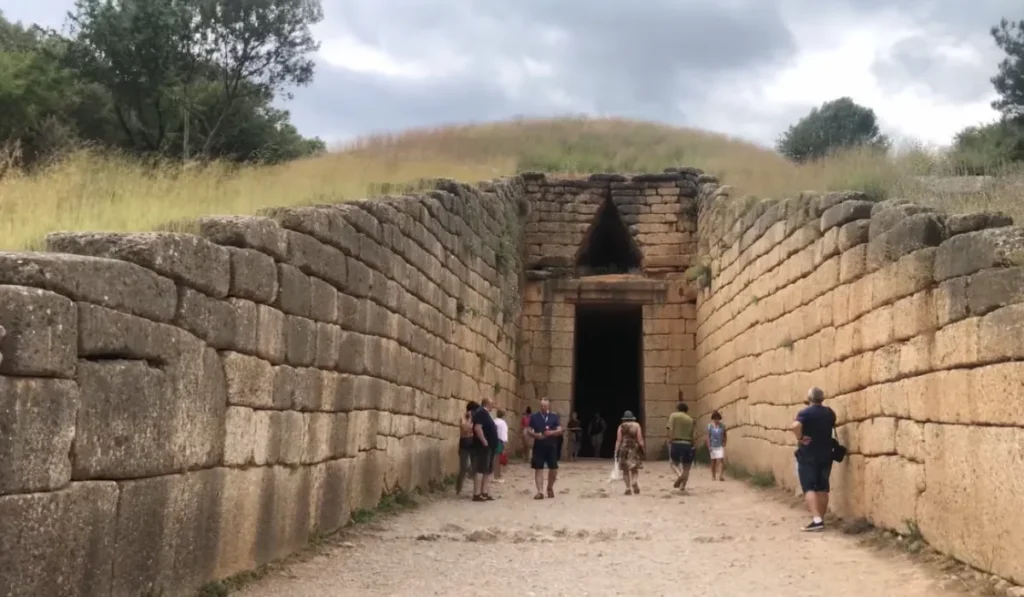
[529,399,563,499]
[520,407,533,462]
[588,413,607,458]
[471,397,498,502]
[493,409,508,482]
[791,387,837,532]
[614,410,646,495]
[707,410,728,482]
[567,412,583,461]
[666,400,695,492]
[456,401,480,495]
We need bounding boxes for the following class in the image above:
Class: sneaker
[801,521,825,532]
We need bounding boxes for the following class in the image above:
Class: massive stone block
[0,285,76,377]
[225,247,278,304]
[221,351,274,409]
[0,482,118,597]
[198,215,289,262]
[0,376,79,494]
[934,226,1024,282]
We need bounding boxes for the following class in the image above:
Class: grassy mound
[1,116,1020,251]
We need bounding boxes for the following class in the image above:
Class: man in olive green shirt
[666,401,696,492]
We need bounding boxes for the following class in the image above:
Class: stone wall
[0,178,526,597]
[693,184,1024,583]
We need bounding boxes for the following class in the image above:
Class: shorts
[669,441,695,465]
[472,445,494,475]
[495,440,505,455]
[709,446,725,460]
[531,443,559,470]
[797,457,833,493]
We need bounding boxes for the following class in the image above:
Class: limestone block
[47,231,230,298]
[275,411,306,465]
[349,450,386,511]
[303,412,336,464]
[820,200,874,233]
[198,215,289,261]
[934,226,1024,282]
[965,362,1024,426]
[175,287,255,352]
[0,376,79,494]
[274,263,311,317]
[111,468,224,597]
[866,213,946,272]
[226,247,278,304]
[931,317,978,371]
[858,417,897,455]
[839,243,867,284]
[251,466,313,566]
[221,351,274,408]
[920,424,1024,583]
[978,303,1024,363]
[285,315,317,367]
[0,251,176,322]
[212,467,264,579]
[73,344,226,479]
[291,367,324,411]
[1,284,76,380]
[307,457,353,535]
[829,453,867,520]
[859,305,893,351]
[870,344,901,385]
[223,406,256,466]
[0,481,118,597]
[285,230,348,289]
[907,369,968,423]
[255,303,286,364]
[934,277,969,327]
[864,456,924,532]
[309,277,339,323]
[896,419,925,462]
[315,323,342,370]
[967,266,1024,317]
[945,211,1013,236]
[891,290,935,341]
[837,219,871,251]
[871,248,935,310]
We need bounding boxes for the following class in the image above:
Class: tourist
[588,412,606,458]
[614,410,646,495]
[528,398,563,499]
[471,397,499,502]
[455,401,479,495]
[791,387,837,531]
[520,407,534,462]
[666,400,696,492]
[567,411,583,461]
[493,409,509,482]
[707,410,727,481]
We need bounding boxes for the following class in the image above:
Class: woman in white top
[493,409,509,482]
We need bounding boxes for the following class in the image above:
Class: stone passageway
[237,461,960,597]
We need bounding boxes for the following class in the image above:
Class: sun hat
[621,410,637,421]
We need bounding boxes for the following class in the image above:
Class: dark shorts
[797,457,833,493]
[669,441,695,465]
[531,443,559,470]
[472,445,494,475]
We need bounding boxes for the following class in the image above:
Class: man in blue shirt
[471,397,499,502]
[790,387,837,532]
[528,398,563,499]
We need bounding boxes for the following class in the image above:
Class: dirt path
[237,460,962,597]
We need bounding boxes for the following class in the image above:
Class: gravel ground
[236,459,963,597]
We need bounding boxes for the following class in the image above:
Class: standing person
[520,407,534,462]
[790,387,837,532]
[588,413,606,458]
[665,400,695,492]
[707,410,728,481]
[614,411,646,495]
[528,399,563,499]
[471,397,499,502]
[455,401,479,495]
[493,409,509,482]
[567,412,583,461]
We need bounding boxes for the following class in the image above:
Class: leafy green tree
[776,97,891,162]
[991,18,1024,120]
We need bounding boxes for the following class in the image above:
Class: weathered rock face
[694,183,1024,584]
[0,177,525,596]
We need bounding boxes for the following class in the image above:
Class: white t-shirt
[494,417,509,443]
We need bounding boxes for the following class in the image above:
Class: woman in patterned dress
[614,410,646,495]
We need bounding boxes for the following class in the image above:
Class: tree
[68,0,323,159]
[991,18,1024,120]
[776,97,891,163]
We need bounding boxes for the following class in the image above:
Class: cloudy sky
[2,0,1019,148]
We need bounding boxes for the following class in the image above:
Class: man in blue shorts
[529,399,562,500]
[791,387,837,532]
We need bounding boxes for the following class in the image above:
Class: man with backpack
[791,387,837,532]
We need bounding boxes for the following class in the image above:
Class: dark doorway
[576,200,642,274]
[572,303,644,459]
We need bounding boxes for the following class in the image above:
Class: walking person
[493,409,509,482]
[455,401,479,495]
[666,400,695,492]
[614,411,646,495]
[707,410,728,481]
[520,407,534,462]
[588,413,606,458]
[471,397,499,502]
[528,399,563,499]
[567,412,583,461]
[791,387,837,531]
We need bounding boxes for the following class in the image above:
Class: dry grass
[2,115,1023,251]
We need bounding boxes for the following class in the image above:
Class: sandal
[534,493,544,500]
[546,488,555,499]
[482,494,495,501]
[472,494,485,502]
[632,484,640,494]
[625,489,633,495]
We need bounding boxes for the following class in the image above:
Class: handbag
[831,437,847,463]
[608,455,622,482]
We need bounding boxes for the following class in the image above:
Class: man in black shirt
[471,397,499,502]
[791,387,837,532]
